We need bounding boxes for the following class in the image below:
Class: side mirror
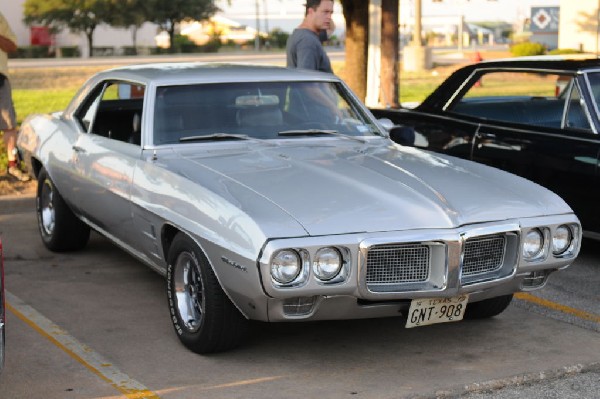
[389,125,415,146]
[377,118,395,132]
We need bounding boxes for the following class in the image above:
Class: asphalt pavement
[0,193,599,398]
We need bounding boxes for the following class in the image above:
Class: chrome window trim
[582,71,600,133]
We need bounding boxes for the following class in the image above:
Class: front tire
[36,168,90,251]
[464,294,513,319]
[167,233,248,354]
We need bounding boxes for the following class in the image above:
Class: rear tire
[36,168,90,251]
[167,233,248,354]
[464,294,513,319]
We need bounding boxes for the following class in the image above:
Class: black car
[372,57,600,238]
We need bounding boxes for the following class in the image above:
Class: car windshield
[153,81,382,145]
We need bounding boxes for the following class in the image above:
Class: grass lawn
[1,65,108,171]
[1,88,77,171]
[12,89,76,123]
[1,62,451,170]
[0,55,519,172]
[0,48,525,173]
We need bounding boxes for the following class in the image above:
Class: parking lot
[1,195,599,399]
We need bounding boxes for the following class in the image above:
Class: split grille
[462,235,506,276]
[365,244,430,285]
[364,234,508,291]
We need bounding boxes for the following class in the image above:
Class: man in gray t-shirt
[286,0,334,73]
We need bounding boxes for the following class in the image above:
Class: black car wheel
[167,233,248,354]
[464,294,513,319]
[36,168,90,251]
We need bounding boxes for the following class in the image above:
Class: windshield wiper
[179,133,278,143]
[180,133,258,143]
[278,129,365,143]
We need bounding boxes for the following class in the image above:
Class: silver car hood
[172,139,571,236]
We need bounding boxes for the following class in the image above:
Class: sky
[216,0,561,33]
[215,0,311,33]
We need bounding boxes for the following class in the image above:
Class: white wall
[558,0,599,53]
[0,0,160,56]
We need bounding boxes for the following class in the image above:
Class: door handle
[72,145,86,153]
[476,132,496,139]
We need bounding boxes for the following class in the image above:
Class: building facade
[558,0,600,53]
[1,0,163,57]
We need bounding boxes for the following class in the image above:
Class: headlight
[271,250,301,284]
[523,229,544,260]
[313,247,342,281]
[552,225,572,255]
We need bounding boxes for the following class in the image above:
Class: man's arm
[0,34,17,53]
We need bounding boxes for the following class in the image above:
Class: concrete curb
[413,362,600,399]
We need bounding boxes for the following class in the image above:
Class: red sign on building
[30,26,53,46]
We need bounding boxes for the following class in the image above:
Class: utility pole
[403,0,432,71]
[263,0,270,35]
[413,0,422,46]
[255,0,260,51]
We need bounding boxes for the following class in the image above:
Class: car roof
[418,56,600,110]
[476,55,600,71]
[92,62,341,85]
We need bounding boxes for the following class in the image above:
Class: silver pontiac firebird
[17,63,581,354]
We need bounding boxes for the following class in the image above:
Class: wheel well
[161,224,180,262]
[30,157,43,179]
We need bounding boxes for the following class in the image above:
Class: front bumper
[258,216,580,321]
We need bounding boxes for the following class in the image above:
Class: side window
[564,83,592,131]
[585,72,600,125]
[451,71,572,129]
[76,84,105,132]
[74,81,145,145]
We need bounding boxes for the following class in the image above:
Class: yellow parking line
[6,291,161,399]
[515,292,600,323]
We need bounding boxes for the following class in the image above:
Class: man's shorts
[0,77,17,131]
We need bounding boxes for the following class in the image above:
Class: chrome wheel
[39,179,55,236]
[173,251,204,332]
[167,233,248,353]
[35,168,90,251]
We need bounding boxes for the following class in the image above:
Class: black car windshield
[153,81,382,145]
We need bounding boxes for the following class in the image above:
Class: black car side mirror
[389,126,416,146]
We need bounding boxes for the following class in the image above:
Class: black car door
[469,85,600,234]
[372,108,479,159]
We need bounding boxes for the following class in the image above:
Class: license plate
[405,294,469,328]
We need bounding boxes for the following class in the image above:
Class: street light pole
[413,0,422,46]
[263,0,270,35]
[255,0,260,51]
[403,0,431,71]
[457,0,468,53]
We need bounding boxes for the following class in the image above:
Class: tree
[24,0,112,57]
[339,1,399,105]
[146,0,219,52]
[340,0,369,102]
[106,0,150,54]
[269,28,290,49]
[381,0,399,108]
